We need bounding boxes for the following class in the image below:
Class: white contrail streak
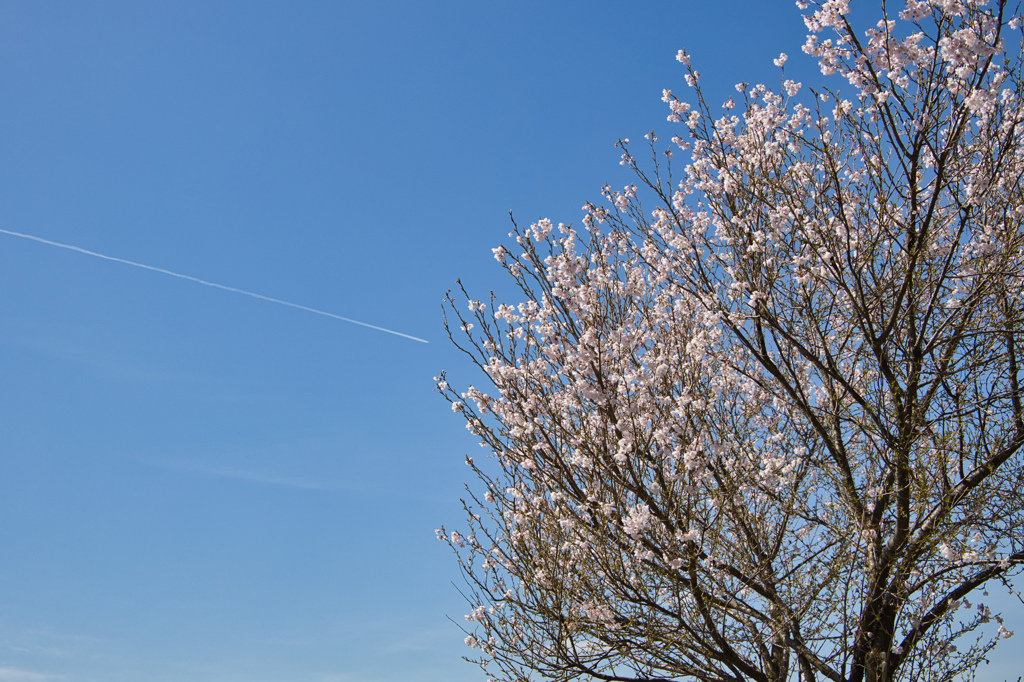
[0,227,428,344]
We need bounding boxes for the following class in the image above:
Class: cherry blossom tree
[437,1,1024,680]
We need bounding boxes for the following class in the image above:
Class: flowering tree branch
[437,2,1024,681]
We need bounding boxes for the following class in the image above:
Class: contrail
[0,227,428,344]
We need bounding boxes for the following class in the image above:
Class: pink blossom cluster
[438,1,1024,680]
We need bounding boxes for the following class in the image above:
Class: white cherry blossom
[438,2,1024,681]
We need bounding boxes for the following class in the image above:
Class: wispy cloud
[0,325,178,384]
[0,668,61,681]
[0,623,112,660]
[149,459,347,491]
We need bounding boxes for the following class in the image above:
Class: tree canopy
[438,1,1024,680]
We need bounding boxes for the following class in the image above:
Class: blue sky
[0,2,1020,681]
